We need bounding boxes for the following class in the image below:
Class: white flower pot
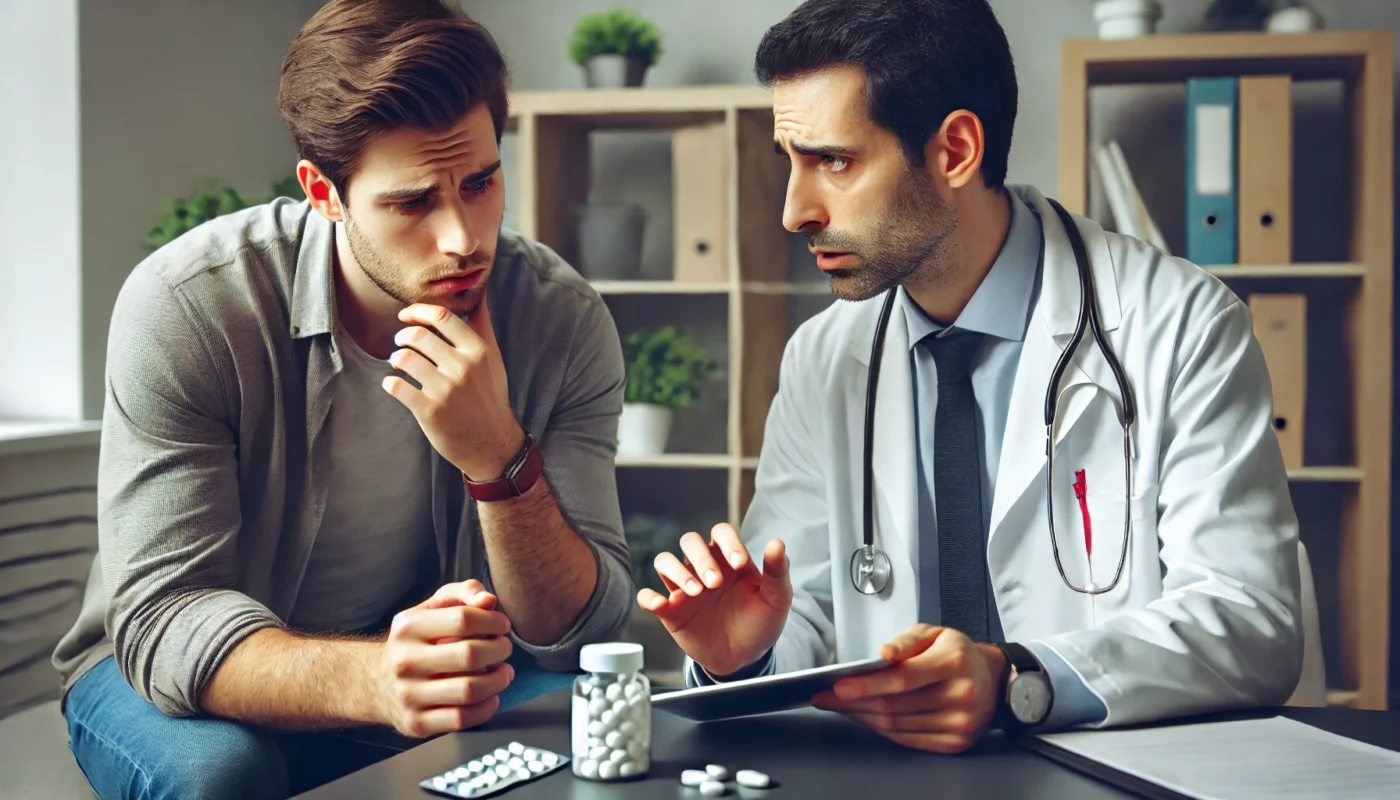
[618,403,674,456]
[1266,6,1324,33]
[1093,0,1162,39]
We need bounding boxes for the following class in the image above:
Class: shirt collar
[290,203,335,340]
[903,191,1043,348]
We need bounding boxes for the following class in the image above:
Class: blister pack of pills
[419,741,569,798]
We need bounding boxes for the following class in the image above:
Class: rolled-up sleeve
[100,267,281,717]
[504,295,633,670]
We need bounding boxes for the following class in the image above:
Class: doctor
[639,0,1303,753]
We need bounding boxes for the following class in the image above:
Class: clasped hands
[639,523,1008,754]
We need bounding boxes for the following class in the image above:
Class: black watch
[996,643,1054,730]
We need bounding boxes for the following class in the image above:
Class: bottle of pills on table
[572,642,650,781]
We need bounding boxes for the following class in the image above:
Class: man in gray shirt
[51,1,632,797]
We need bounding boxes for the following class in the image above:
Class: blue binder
[1185,77,1238,265]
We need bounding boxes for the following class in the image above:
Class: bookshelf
[1059,31,1394,710]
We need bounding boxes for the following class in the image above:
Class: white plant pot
[618,403,674,456]
[1093,0,1161,39]
[1267,7,1324,33]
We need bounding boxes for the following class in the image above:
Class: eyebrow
[773,139,853,158]
[373,160,503,203]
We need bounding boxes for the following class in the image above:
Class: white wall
[77,0,307,417]
[0,0,82,421]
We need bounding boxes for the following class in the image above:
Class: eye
[823,155,850,174]
[395,196,430,215]
[465,176,494,195]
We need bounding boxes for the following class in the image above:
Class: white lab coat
[741,185,1303,728]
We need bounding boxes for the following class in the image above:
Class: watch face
[1009,672,1052,725]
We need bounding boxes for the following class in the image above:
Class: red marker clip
[1073,469,1093,556]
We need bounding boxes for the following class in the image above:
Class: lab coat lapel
[866,299,921,586]
[990,187,1120,540]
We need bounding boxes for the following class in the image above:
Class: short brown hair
[279,0,510,197]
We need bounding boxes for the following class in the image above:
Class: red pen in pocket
[1072,469,1093,556]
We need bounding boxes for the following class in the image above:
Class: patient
[51,1,632,797]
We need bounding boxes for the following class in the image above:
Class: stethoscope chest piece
[849,545,892,595]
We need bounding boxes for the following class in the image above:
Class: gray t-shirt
[288,323,436,632]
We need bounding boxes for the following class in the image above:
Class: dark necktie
[924,331,989,641]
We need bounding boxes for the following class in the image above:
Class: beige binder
[672,123,729,282]
[1248,294,1306,469]
[1238,76,1293,264]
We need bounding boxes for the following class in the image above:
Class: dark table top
[296,692,1400,800]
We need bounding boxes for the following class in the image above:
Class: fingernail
[728,552,743,568]
[703,570,719,587]
[685,579,702,595]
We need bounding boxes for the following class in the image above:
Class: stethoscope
[849,198,1137,598]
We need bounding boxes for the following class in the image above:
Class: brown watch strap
[463,432,543,502]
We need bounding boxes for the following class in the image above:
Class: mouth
[427,268,486,294]
[814,252,856,272]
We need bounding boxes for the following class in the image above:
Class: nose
[436,200,479,260]
[781,167,828,234]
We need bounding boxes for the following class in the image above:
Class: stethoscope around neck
[849,197,1137,598]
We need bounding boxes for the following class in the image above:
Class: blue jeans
[64,652,575,799]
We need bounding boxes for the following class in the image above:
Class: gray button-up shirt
[53,199,634,716]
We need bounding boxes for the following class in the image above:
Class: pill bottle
[572,642,650,781]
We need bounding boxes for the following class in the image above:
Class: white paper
[1036,716,1400,800]
[1194,104,1234,196]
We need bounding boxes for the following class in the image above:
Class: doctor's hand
[811,624,1007,754]
[637,524,792,677]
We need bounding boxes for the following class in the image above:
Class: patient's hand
[637,523,792,677]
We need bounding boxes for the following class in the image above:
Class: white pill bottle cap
[580,642,644,674]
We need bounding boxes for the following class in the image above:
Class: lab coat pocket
[1087,488,1160,620]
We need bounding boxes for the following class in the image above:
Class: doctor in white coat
[638,0,1302,754]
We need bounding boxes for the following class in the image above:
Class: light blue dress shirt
[693,193,1106,731]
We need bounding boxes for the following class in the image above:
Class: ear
[298,159,346,223]
[925,109,987,191]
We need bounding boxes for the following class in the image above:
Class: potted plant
[568,9,662,89]
[147,176,301,249]
[618,326,717,455]
[1202,0,1275,31]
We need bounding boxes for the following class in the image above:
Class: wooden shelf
[506,85,771,129]
[1206,263,1368,279]
[1327,689,1362,707]
[591,280,732,295]
[1064,30,1391,85]
[742,281,830,295]
[615,453,733,469]
[1288,467,1365,483]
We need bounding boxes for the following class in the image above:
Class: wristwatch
[463,431,544,502]
[996,642,1054,730]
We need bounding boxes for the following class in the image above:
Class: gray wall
[77,0,307,418]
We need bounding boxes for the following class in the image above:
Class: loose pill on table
[681,769,708,786]
[706,764,730,780]
[699,779,726,797]
[736,769,771,788]
[598,760,619,780]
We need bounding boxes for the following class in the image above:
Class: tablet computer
[650,657,890,722]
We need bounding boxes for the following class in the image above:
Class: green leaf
[568,8,663,66]
[622,325,718,412]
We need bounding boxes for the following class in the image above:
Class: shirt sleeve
[1024,641,1108,730]
[685,649,777,687]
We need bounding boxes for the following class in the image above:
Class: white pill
[681,769,709,786]
[517,768,531,780]
[578,681,593,697]
[587,720,606,737]
[613,699,629,716]
[494,747,510,760]
[619,760,641,778]
[432,776,450,789]
[507,742,525,756]
[700,779,726,797]
[605,682,623,702]
[455,784,473,797]
[507,757,524,770]
[542,752,560,768]
[736,769,771,788]
[618,720,639,737]
[588,736,606,749]
[494,764,511,778]
[588,697,608,716]
[610,731,630,748]
[707,764,729,780]
[624,681,643,699]
[589,745,610,761]
[522,748,539,762]
[453,767,471,779]
[479,770,497,784]
[527,760,544,773]
[578,759,598,779]
[599,760,619,780]
[627,739,648,762]
[600,710,616,729]
[480,755,496,767]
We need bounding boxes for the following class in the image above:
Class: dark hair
[279,0,510,196]
[755,0,1017,189]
